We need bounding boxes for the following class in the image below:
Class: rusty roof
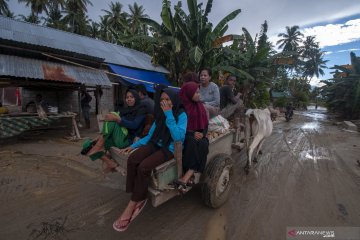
[0,16,169,74]
[0,54,111,87]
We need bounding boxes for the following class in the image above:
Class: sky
[8,0,360,86]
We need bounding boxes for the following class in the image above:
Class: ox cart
[110,122,244,209]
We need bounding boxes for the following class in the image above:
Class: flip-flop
[173,179,187,188]
[131,199,147,222]
[112,199,147,232]
[113,217,132,232]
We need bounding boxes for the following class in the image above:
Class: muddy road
[0,108,359,240]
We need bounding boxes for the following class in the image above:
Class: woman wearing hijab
[113,85,187,232]
[84,89,146,172]
[182,71,199,85]
[178,81,209,190]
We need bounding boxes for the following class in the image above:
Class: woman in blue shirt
[113,86,187,232]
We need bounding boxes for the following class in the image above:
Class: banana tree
[214,23,273,107]
[117,0,241,84]
[321,52,360,119]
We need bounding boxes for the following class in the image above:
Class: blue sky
[8,0,360,86]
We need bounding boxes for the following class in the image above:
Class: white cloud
[269,18,360,50]
[302,19,360,47]
[337,48,360,53]
[310,76,325,87]
[324,51,333,55]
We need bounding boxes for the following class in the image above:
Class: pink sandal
[112,199,147,232]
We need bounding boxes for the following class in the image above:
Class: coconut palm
[18,12,41,24]
[18,0,49,15]
[128,2,148,35]
[303,49,328,79]
[300,36,318,58]
[88,20,100,39]
[102,1,127,34]
[66,0,92,12]
[3,8,14,18]
[0,0,9,15]
[44,1,66,30]
[277,25,304,52]
[63,0,92,34]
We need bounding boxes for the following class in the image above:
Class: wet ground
[0,108,359,240]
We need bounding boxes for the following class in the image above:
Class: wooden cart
[110,120,245,209]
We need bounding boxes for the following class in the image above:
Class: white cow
[244,108,273,173]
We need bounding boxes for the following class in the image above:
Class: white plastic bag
[208,115,230,133]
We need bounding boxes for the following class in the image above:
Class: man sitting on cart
[219,75,244,119]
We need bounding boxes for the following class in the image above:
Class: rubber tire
[201,153,234,209]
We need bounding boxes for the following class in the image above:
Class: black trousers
[126,144,173,202]
[182,133,209,173]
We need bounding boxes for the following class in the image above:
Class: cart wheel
[202,154,234,208]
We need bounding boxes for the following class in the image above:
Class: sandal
[89,151,105,161]
[131,199,147,221]
[173,180,190,195]
[113,217,132,232]
[112,199,147,232]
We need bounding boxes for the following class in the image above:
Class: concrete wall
[21,86,115,115]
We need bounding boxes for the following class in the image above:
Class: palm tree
[44,1,66,30]
[18,12,41,24]
[88,20,100,39]
[66,0,92,12]
[63,0,92,34]
[128,2,148,35]
[277,25,304,52]
[303,49,328,79]
[0,0,9,15]
[101,1,127,35]
[3,8,14,18]
[18,0,49,15]
[300,36,318,58]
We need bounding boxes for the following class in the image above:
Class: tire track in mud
[227,113,359,240]
[0,151,127,239]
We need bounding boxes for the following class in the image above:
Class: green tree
[277,25,303,52]
[18,12,41,24]
[102,1,127,37]
[0,0,9,15]
[321,52,360,119]
[44,1,67,30]
[18,0,49,15]
[63,0,92,34]
[128,2,148,35]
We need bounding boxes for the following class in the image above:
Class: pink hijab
[179,82,208,131]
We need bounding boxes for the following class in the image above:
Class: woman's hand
[104,113,121,122]
[160,100,172,112]
[194,132,204,140]
[118,146,133,155]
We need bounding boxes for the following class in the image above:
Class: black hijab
[119,89,146,120]
[150,85,184,149]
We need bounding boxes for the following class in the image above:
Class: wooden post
[174,141,183,178]
[72,114,81,139]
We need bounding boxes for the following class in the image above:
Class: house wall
[21,87,115,116]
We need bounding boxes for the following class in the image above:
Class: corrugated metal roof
[0,54,111,87]
[0,16,169,74]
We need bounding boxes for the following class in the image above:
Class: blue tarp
[108,64,172,92]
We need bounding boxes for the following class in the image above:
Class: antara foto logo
[288,229,297,237]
